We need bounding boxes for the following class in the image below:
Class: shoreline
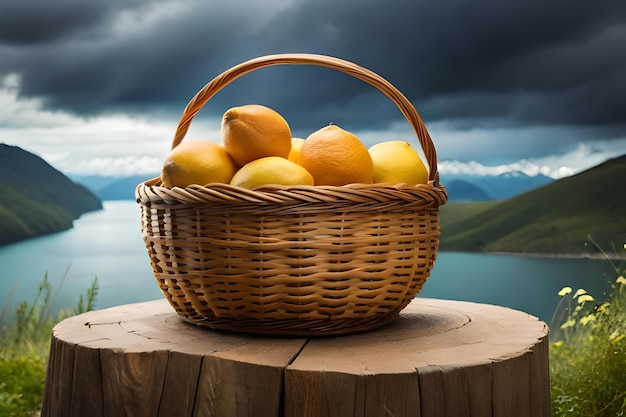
[480,251,626,262]
[438,249,625,262]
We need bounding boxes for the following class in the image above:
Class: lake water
[0,201,618,327]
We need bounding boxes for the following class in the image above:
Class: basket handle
[172,53,440,184]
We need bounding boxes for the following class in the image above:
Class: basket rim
[136,176,448,208]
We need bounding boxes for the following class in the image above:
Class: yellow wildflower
[580,314,596,326]
[577,294,595,304]
[617,276,626,285]
[574,288,587,297]
[560,319,576,330]
[558,286,572,297]
[610,331,625,344]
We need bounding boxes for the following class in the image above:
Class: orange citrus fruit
[296,124,373,186]
[368,141,429,184]
[221,104,292,166]
[230,156,314,189]
[161,140,237,188]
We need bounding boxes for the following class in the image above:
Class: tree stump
[42,298,550,417]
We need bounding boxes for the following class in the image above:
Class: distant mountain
[72,174,158,201]
[471,172,554,200]
[0,144,102,246]
[68,175,116,192]
[439,154,626,257]
[444,179,491,202]
[441,171,554,201]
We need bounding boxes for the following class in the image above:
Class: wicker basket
[135,53,448,336]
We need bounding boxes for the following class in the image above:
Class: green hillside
[0,144,102,246]
[439,154,626,257]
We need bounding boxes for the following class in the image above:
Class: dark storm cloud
[1,0,625,135]
[0,1,127,45]
[252,0,626,130]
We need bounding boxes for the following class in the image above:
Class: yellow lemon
[230,156,314,189]
[221,104,292,166]
[296,124,373,186]
[161,141,237,188]
[288,137,305,162]
[368,140,428,185]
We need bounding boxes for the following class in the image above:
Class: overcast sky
[1,0,625,178]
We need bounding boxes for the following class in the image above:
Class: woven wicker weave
[136,53,448,336]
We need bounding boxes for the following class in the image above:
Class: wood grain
[43,298,550,417]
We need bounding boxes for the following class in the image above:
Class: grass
[0,273,98,417]
[550,241,626,416]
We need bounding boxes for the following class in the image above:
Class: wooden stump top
[43,298,550,417]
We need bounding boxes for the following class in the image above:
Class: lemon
[221,104,292,167]
[368,141,428,185]
[288,137,305,162]
[230,156,314,189]
[161,141,237,188]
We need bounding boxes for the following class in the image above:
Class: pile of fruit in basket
[160,104,428,189]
